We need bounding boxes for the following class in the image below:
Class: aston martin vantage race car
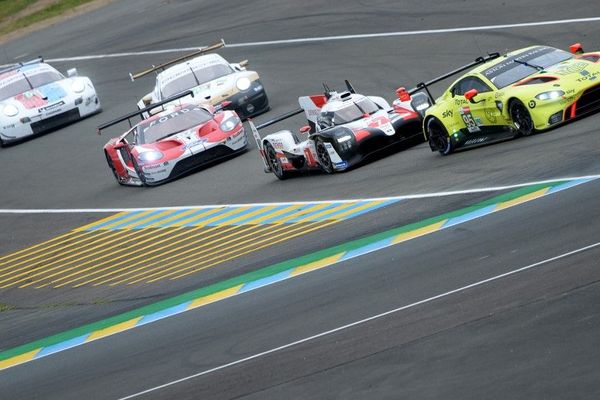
[130,40,269,120]
[411,43,600,155]
[0,58,101,145]
[100,91,246,186]
[250,81,427,179]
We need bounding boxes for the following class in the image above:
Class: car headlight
[137,150,163,162]
[220,115,241,131]
[2,104,19,117]
[336,134,352,143]
[71,80,86,94]
[236,77,251,91]
[535,90,564,101]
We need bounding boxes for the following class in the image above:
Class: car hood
[513,58,600,89]
[0,79,74,111]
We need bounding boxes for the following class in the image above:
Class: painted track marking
[11,16,595,63]
[0,200,393,288]
[1,176,599,214]
[116,241,600,400]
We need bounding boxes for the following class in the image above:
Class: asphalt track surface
[1,0,600,398]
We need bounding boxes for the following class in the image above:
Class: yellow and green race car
[409,44,600,155]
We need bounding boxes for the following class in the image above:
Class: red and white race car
[100,91,246,186]
[249,81,430,179]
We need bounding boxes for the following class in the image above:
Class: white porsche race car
[0,58,101,145]
[131,40,269,120]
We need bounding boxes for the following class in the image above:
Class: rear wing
[129,39,226,81]
[0,57,43,75]
[407,52,500,104]
[97,90,194,134]
[248,108,304,170]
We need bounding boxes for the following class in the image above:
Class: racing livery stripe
[0,177,595,372]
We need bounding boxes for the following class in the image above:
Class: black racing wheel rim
[428,121,452,155]
[105,151,120,181]
[511,102,534,136]
[315,139,334,173]
[265,142,285,179]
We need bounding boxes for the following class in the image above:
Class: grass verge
[0,0,98,36]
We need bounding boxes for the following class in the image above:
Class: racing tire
[315,138,334,174]
[131,157,149,186]
[264,142,289,180]
[105,151,125,185]
[427,118,453,156]
[510,100,535,137]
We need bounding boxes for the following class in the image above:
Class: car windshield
[0,75,31,100]
[326,97,380,125]
[483,46,572,89]
[161,63,233,98]
[135,106,212,144]
[0,68,63,100]
[25,70,63,88]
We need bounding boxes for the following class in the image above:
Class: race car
[99,90,247,186]
[0,57,101,145]
[130,39,269,120]
[249,81,427,179]
[410,43,600,155]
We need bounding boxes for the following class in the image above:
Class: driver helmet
[317,112,334,129]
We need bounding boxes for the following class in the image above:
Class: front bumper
[226,80,269,119]
[0,93,100,143]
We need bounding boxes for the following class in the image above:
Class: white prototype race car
[0,58,101,145]
[131,40,269,120]
[250,81,428,179]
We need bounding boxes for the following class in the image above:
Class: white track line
[0,175,598,214]
[116,240,600,400]
[43,16,600,63]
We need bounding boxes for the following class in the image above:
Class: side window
[452,76,492,96]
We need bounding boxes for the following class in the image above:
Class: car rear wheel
[427,118,453,156]
[510,100,535,137]
[315,138,334,173]
[265,142,289,180]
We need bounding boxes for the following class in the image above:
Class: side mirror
[396,87,411,102]
[219,100,232,111]
[299,125,311,134]
[113,142,127,150]
[239,60,249,68]
[464,89,479,103]
[570,43,584,55]
[67,68,78,77]
[142,94,152,106]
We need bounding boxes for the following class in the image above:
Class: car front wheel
[315,138,334,173]
[510,100,535,136]
[427,118,453,156]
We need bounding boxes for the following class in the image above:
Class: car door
[450,76,504,141]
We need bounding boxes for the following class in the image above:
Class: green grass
[0,0,39,20]
[0,0,98,36]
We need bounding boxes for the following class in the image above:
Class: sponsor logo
[334,161,348,169]
[143,163,166,170]
[528,100,536,109]
[553,61,587,75]
[464,137,488,145]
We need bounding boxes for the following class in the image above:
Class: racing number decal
[460,107,481,133]
[367,116,388,128]
[368,116,395,136]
